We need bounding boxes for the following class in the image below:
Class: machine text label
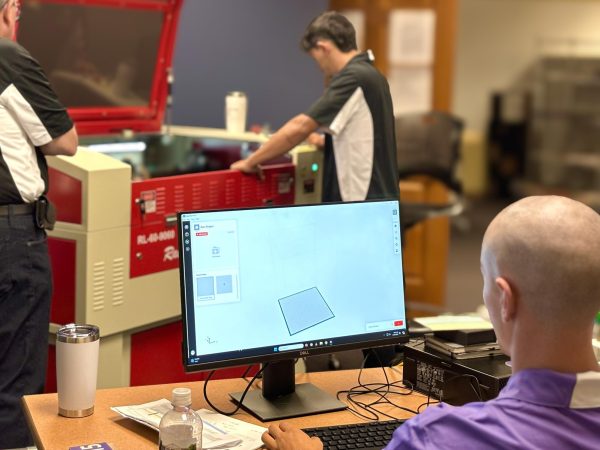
[136,230,176,246]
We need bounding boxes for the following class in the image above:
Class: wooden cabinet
[400,178,450,317]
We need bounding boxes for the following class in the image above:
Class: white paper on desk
[414,315,493,331]
[111,398,166,430]
[199,409,266,450]
[111,400,265,450]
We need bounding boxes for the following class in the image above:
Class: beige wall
[453,0,600,132]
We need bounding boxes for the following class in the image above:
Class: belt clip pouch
[35,195,56,230]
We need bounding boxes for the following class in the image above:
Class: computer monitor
[178,199,409,420]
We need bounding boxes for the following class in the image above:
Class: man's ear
[0,3,12,35]
[315,40,332,54]
[495,276,516,323]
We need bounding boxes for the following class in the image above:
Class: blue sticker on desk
[69,443,113,450]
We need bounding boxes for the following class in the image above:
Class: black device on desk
[403,340,511,405]
[177,200,409,421]
[406,319,433,338]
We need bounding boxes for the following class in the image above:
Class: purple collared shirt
[386,369,600,450]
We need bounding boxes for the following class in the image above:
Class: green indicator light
[311,163,319,172]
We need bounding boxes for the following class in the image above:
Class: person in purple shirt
[261,195,600,450]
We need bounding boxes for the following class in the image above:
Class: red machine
[18,0,321,390]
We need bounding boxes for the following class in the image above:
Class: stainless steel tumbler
[56,324,100,418]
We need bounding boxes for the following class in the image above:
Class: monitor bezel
[177,199,409,373]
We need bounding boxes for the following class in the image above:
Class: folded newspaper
[111,399,265,450]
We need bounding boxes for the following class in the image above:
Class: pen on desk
[204,420,227,434]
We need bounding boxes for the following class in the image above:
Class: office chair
[311,112,467,373]
[395,111,466,231]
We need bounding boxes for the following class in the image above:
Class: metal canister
[56,324,100,418]
[225,91,247,134]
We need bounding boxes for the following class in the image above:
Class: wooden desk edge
[23,367,425,449]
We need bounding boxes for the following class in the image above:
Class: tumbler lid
[57,324,100,344]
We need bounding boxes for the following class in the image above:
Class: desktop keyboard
[303,418,405,450]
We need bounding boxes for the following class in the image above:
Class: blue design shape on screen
[216,275,233,294]
[197,276,214,297]
[278,287,334,336]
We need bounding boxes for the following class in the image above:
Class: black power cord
[201,352,484,420]
[202,363,269,416]
[335,349,420,422]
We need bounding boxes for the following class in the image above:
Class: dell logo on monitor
[300,350,310,356]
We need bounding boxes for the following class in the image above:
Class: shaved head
[482,196,600,327]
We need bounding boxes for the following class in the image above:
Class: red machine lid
[17,0,183,135]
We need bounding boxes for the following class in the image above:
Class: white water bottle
[225,91,247,133]
[158,388,203,450]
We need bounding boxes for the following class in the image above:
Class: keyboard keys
[303,419,405,450]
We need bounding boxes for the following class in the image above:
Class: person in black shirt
[231,11,398,203]
[231,10,399,369]
[0,1,78,446]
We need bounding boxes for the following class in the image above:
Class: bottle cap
[595,311,600,324]
[171,387,192,407]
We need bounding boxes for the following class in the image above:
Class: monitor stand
[229,359,346,421]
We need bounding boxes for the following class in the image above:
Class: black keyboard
[303,419,405,450]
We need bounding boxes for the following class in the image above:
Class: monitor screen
[178,200,408,419]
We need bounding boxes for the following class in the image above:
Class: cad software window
[181,201,405,358]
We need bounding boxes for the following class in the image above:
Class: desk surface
[24,368,426,450]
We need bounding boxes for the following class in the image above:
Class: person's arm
[231,113,319,173]
[40,126,78,156]
[262,422,323,450]
[3,43,76,155]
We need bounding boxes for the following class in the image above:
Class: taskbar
[187,328,408,366]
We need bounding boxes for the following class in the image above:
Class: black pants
[0,212,51,448]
